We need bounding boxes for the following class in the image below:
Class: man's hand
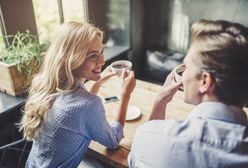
[149,67,182,120]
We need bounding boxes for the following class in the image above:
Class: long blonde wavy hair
[19,21,103,140]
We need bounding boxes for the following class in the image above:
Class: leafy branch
[0,31,49,77]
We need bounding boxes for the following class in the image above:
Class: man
[128,19,248,168]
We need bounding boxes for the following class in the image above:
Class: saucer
[126,105,142,121]
[113,105,141,121]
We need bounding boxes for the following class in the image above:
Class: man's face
[182,46,203,105]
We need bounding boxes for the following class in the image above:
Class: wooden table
[85,77,248,168]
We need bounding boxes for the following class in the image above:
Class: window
[32,0,60,43]
[32,0,131,60]
[105,0,130,48]
[103,0,130,60]
[32,0,88,43]
[0,0,131,61]
[62,0,88,22]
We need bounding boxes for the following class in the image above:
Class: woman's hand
[89,66,116,94]
[115,69,136,126]
[149,67,182,120]
[120,70,136,98]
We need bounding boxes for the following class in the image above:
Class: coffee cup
[110,60,132,77]
[174,64,185,83]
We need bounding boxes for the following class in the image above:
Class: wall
[0,0,37,36]
[129,0,146,77]
[143,0,173,50]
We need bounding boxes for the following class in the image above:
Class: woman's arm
[114,70,136,126]
[85,70,136,149]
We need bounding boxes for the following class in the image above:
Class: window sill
[104,45,129,61]
[0,92,25,115]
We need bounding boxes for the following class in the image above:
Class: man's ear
[199,71,215,94]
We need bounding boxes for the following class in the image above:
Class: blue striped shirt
[128,102,248,168]
[26,82,123,168]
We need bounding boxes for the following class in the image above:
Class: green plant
[0,31,49,77]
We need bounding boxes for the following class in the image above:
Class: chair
[0,138,32,168]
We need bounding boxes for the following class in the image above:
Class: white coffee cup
[174,64,185,83]
[110,60,132,77]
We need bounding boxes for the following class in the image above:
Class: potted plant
[0,31,48,96]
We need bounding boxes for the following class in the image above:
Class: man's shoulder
[136,119,185,136]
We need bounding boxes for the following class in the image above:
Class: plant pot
[0,59,40,96]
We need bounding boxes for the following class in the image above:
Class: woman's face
[182,47,203,105]
[79,35,105,81]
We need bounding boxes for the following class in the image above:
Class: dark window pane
[105,0,130,48]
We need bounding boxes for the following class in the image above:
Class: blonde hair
[19,21,103,140]
[190,19,248,106]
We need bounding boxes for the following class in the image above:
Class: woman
[20,21,136,167]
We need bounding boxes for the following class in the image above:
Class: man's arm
[149,68,182,120]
